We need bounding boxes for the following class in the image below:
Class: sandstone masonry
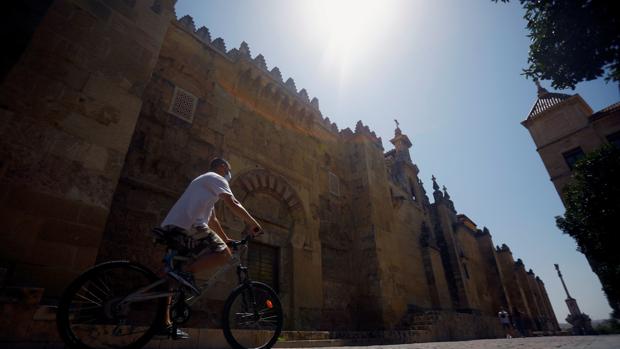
[0,1,559,340]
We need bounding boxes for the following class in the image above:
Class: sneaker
[154,324,190,340]
[167,270,200,295]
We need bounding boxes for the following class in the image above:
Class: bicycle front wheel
[56,260,167,349]
[222,281,283,349]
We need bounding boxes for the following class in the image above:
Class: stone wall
[0,3,560,339]
[0,0,175,297]
[96,18,391,330]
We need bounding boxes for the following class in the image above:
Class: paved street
[319,336,620,349]
[2,336,620,349]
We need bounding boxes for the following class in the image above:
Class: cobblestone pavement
[328,336,620,349]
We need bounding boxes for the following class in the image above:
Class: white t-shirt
[161,172,233,231]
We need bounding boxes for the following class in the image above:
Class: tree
[494,0,620,89]
[555,145,620,319]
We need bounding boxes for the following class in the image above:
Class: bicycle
[56,227,283,349]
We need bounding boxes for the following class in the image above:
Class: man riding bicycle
[158,157,262,339]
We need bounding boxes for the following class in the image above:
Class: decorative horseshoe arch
[230,169,306,225]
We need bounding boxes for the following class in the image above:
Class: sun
[301,0,396,79]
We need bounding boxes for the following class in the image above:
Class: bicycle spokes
[224,282,283,349]
[59,263,165,349]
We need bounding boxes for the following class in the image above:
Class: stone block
[77,204,109,227]
[6,187,81,223]
[39,218,102,248]
[13,265,78,298]
[81,144,109,171]
[74,0,112,22]
[27,240,77,267]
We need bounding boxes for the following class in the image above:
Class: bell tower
[390,119,413,163]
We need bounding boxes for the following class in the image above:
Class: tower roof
[525,81,573,120]
[390,119,412,148]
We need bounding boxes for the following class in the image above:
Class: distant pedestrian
[498,308,513,338]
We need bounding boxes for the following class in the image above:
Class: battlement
[515,258,525,268]
[496,243,511,253]
[173,14,387,142]
[174,15,342,130]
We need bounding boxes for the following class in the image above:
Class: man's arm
[220,193,262,233]
[208,210,231,243]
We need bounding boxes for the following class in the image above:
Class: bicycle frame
[120,241,250,308]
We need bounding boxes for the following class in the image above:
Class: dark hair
[209,158,229,171]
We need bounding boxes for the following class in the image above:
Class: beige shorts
[162,224,227,254]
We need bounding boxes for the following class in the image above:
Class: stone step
[274,339,349,347]
[275,337,387,348]
[279,330,331,341]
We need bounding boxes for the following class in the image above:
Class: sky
[175,0,620,321]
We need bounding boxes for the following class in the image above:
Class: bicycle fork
[236,266,260,320]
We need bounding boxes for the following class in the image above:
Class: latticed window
[328,171,340,196]
[169,86,197,123]
[248,242,279,293]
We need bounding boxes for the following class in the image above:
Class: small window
[248,242,279,293]
[328,172,340,196]
[562,147,585,170]
[606,131,620,149]
[169,86,198,123]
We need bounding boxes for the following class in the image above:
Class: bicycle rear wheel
[222,281,283,349]
[56,261,167,349]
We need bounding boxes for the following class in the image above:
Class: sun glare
[302,0,397,82]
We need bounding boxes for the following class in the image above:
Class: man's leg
[185,248,232,273]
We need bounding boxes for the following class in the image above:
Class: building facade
[521,82,620,201]
[0,0,558,339]
[521,79,620,323]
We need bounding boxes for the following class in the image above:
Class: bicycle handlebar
[227,228,264,249]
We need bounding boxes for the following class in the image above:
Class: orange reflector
[265,300,273,309]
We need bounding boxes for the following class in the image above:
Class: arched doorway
[219,169,306,329]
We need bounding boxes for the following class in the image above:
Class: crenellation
[311,97,320,109]
[340,127,354,137]
[270,66,283,82]
[195,26,211,43]
[351,120,383,147]
[254,54,267,70]
[227,47,239,60]
[239,41,251,58]
[178,14,195,32]
[498,243,511,253]
[285,77,297,92]
[314,115,339,134]
[298,88,309,102]
[211,37,227,53]
[173,17,325,120]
